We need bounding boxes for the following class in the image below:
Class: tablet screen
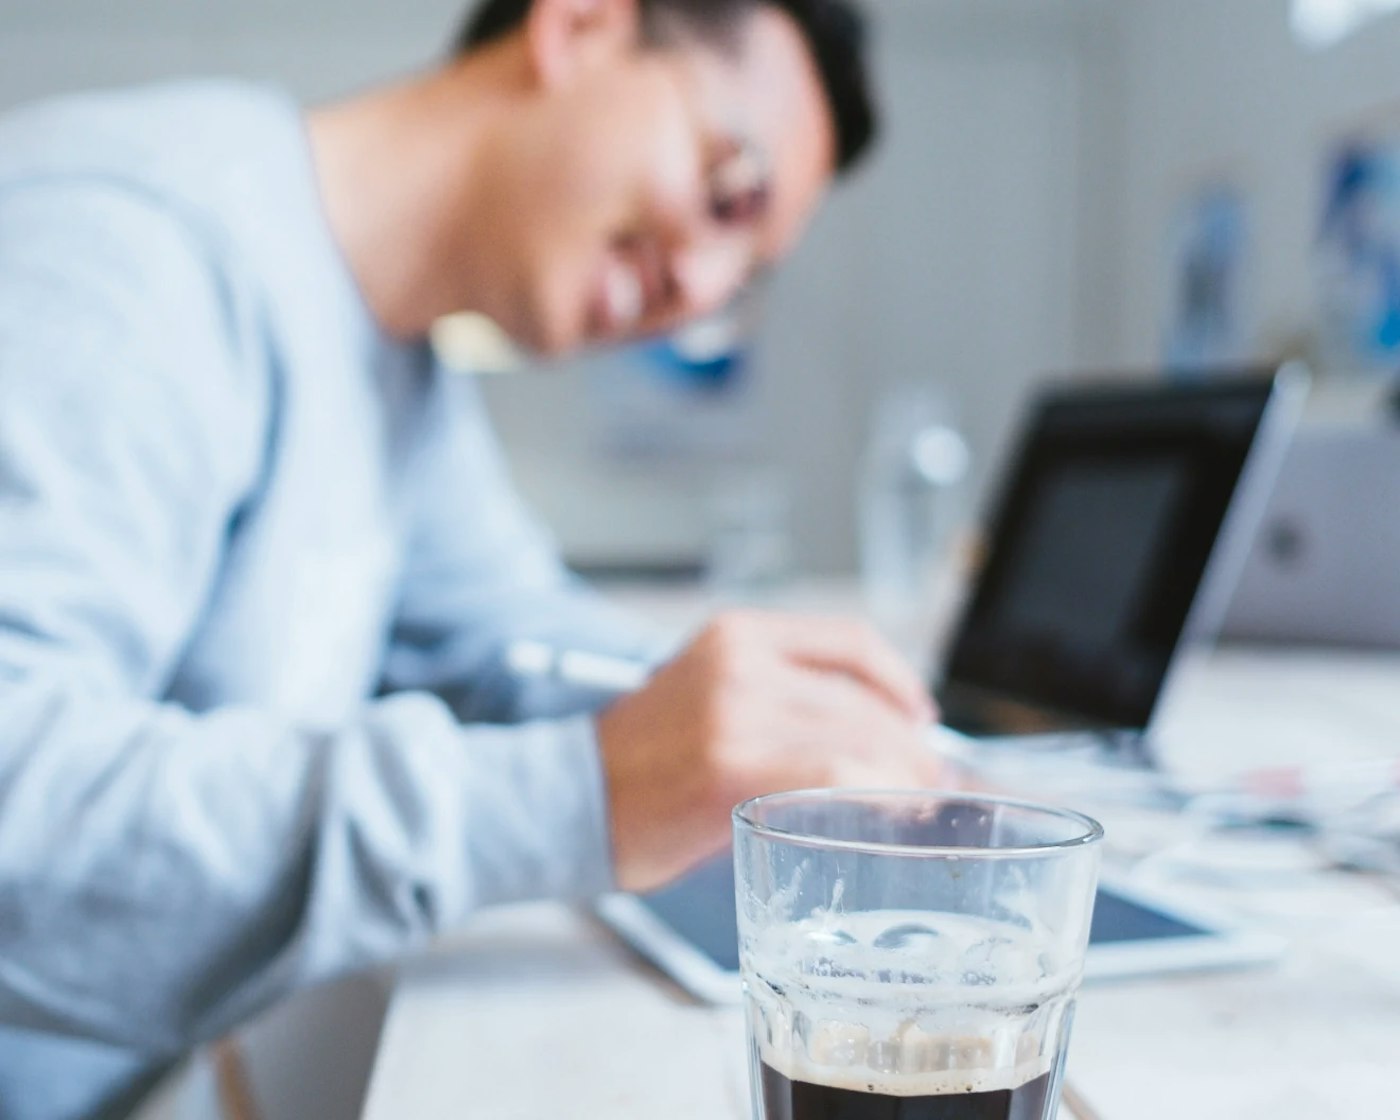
[1088,882,1208,943]
[634,855,1211,975]
[640,855,744,971]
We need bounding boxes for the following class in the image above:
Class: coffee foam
[758,1025,1053,1098]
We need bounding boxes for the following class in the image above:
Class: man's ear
[525,0,644,90]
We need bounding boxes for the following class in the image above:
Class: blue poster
[1316,138,1400,374]
[1163,185,1250,375]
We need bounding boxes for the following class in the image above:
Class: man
[0,0,939,1115]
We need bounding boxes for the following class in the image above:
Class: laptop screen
[937,374,1283,734]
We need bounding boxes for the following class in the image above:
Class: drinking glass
[734,790,1102,1119]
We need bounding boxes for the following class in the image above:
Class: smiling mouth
[590,236,670,342]
[598,256,644,338]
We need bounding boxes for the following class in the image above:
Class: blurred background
[4,0,1398,579]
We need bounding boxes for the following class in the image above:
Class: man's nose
[670,239,752,322]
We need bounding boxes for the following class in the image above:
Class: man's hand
[595,610,943,893]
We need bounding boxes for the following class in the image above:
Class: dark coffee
[760,1060,1056,1120]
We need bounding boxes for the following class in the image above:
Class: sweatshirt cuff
[461,713,616,907]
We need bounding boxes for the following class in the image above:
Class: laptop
[932,366,1308,750]
[597,367,1307,998]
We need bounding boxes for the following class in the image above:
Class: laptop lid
[935,367,1307,738]
[1221,423,1400,648]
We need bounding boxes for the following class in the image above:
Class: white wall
[1107,0,1400,372]
[0,0,465,105]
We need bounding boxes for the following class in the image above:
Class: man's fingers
[709,611,935,722]
[824,749,947,793]
[778,615,932,719]
[762,664,945,783]
[778,667,916,747]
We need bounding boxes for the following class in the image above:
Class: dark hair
[453,0,878,173]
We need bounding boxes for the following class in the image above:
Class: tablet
[595,855,1286,1004]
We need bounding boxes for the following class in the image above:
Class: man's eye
[712,182,770,225]
[709,143,770,226]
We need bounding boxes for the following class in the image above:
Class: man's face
[474,1,837,356]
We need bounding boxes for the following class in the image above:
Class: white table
[361,629,1400,1120]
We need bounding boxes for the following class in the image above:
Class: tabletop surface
[360,598,1400,1120]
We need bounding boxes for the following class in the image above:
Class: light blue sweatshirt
[0,82,654,1120]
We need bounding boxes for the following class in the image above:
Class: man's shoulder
[0,80,301,215]
[0,83,304,473]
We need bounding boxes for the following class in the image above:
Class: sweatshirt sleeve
[378,372,669,725]
[0,179,613,1055]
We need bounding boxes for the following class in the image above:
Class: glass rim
[732,788,1104,860]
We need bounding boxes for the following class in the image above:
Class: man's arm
[0,182,612,1052]
[0,684,611,1053]
[377,371,667,723]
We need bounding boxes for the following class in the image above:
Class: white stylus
[505,640,653,692]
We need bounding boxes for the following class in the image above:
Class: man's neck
[305,50,517,340]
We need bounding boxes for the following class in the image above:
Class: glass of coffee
[734,790,1102,1120]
